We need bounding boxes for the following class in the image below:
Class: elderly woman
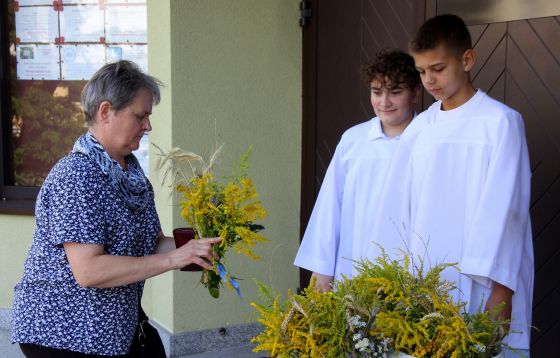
[11,60,220,357]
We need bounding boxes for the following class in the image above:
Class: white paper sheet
[16,44,60,80]
[105,5,147,43]
[107,45,147,72]
[15,6,59,43]
[17,0,53,5]
[105,0,146,3]
[62,0,100,4]
[60,5,105,42]
[61,44,106,80]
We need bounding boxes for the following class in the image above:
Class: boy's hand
[485,281,513,332]
[311,272,334,292]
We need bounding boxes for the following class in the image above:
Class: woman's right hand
[168,237,222,270]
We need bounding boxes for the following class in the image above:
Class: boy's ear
[462,49,476,72]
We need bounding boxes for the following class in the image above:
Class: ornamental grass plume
[251,248,510,357]
[154,143,268,298]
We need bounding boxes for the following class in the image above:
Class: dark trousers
[20,343,129,358]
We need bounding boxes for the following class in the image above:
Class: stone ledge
[167,322,261,357]
[1,308,262,357]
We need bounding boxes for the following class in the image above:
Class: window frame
[0,0,39,215]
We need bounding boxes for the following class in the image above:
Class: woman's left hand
[167,237,221,270]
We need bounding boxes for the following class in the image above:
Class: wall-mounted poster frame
[13,0,148,80]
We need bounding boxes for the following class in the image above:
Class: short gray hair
[81,60,163,124]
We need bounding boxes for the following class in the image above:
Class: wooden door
[429,2,560,352]
[302,0,560,354]
[498,17,560,356]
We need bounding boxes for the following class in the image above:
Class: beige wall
[0,215,35,308]
[146,0,302,332]
[1,0,302,336]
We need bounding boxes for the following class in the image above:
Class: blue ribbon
[216,263,242,299]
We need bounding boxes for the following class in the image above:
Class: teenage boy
[294,49,421,292]
[370,15,533,356]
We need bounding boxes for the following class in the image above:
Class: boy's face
[412,45,475,110]
[370,79,419,137]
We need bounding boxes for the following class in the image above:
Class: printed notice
[60,6,105,42]
[61,44,106,80]
[62,0,100,4]
[105,0,146,3]
[16,44,60,80]
[17,0,52,5]
[107,45,147,72]
[105,5,147,43]
[14,1,148,81]
[15,7,59,43]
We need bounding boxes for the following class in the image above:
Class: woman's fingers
[192,255,213,270]
[176,236,222,269]
[200,237,222,244]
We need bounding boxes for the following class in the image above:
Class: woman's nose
[143,118,152,132]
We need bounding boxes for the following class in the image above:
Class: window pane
[5,1,87,186]
[10,80,87,186]
[3,0,148,188]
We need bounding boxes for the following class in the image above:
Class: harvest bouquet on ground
[251,249,512,358]
[154,144,268,298]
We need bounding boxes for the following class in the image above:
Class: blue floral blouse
[11,153,161,356]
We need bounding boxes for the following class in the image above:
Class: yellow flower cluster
[251,281,349,358]
[251,250,507,357]
[155,144,268,298]
[178,173,267,261]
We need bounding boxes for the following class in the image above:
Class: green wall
[146,0,302,332]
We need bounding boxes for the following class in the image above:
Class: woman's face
[104,88,153,163]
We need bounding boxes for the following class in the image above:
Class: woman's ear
[462,48,476,72]
[97,101,112,123]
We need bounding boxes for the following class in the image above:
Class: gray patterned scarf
[72,132,150,213]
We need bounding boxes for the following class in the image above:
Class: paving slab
[0,330,24,358]
[177,344,265,357]
[1,329,267,357]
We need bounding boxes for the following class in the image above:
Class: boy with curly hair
[294,48,421,291]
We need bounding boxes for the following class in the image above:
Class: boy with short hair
[371,14,533,356]
[294,48,421,291]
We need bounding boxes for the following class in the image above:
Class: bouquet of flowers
[251,249,510,357]
[155,144,268,298]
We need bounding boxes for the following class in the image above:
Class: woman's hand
[167,237,221,270]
